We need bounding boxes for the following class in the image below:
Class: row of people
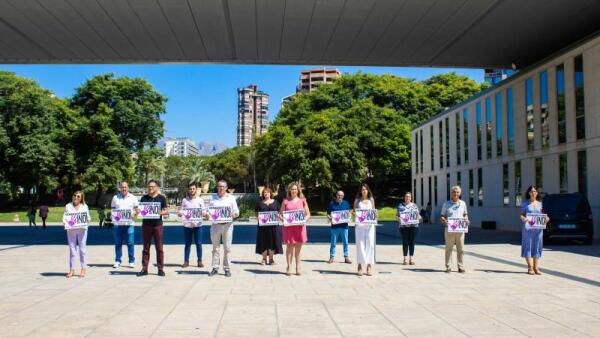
[62,181,549,278]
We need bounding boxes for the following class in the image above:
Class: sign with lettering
[283,209,306,226]
[63,212,89,230]
[182,207,204,223]
[137,202,161,219]
[447,217,468,233]
[111,209,134,225]
[258,211,279,226]
[208,206,233,223]
[525,213,547,230]
[355,209,378,226]
[331,210,350,225]
[399,210,420,226]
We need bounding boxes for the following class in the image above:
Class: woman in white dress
[353,184,376,276]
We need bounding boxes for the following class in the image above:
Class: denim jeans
[329,227,349,257]
[184,226,203,262]
[113,225,135,263]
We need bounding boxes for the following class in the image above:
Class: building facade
[237,85,269,146]
[299,68,340,92]
[412,34,600,238]
[164,138,199,157]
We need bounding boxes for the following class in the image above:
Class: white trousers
[211,223,233,270]
[355,224,375,265]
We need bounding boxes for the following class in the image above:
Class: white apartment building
[164,138,199,157]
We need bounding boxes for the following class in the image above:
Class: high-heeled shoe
[66,270,74,278]
[534,268,542,275]
[79,268,86,278]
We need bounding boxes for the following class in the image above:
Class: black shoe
[158,270,166,277]
[209,268,218,276]
[137,270,148,277]
[225,270,232,277]
[458,268,466,273]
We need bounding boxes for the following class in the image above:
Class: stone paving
[0,222,599,337]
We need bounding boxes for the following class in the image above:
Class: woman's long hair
[355,183,374,202]
[72,190,86,205]
[523,185,541,202]
[286,182,305,199]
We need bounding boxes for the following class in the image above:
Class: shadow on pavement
[475,269,524,274]
[175,270,209,275]
[39,272,66,277]
[244,269,287,275]
[404,268,446,273]
[314,269,357,275]
[109,271,138,276]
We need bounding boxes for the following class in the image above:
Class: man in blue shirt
[326,191,352,264]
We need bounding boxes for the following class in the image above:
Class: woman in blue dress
[519,185,549,275]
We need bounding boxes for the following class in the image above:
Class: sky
[1,64,484,147]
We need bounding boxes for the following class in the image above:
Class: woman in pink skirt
[280,182,311,275]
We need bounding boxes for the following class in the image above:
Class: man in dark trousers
[137,180,169,277]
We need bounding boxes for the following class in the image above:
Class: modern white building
[164,138,199,157]
[412,34,600,238]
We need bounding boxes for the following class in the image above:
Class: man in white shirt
[110,181,139,268]
[208,180,239,277]
[179,182,207,268]
[439,185,469,273]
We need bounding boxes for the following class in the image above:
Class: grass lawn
[0,206,104,223]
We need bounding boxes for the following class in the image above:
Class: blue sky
[1,64,484,147]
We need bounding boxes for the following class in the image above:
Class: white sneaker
[113,262,120,269]
[128,262,135,268]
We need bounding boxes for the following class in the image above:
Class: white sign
[137,202,161,219]
[525,213,547,230]
[258,211,279,226]
[111,209,134,225]
[399,210,420,226]
[182,207,204,223]
[331,210,351,225]
[63,212,89,230]
[208,206,233,223]
[355,209,378,226]
[447,217,468,233]
[283,209,306,226]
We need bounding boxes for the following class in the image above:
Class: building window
[434,176,438,207]
[485,97,492,159]
[428,176,432,207]
[463,108,469,164]
[419,130,424,173]
[559,153,568,193]
[478,168,483,207]
[445,117,450,167]
[556,64,566,144]
[476,102,483,161]
[456,113,461,165]
[525,78,534,151]
[420,178,424,206]
[439,120,443,169]
[446,173,450,201]
[503,163,509,206]
[457,171,462,190]
[540,71,549,148]
[507,87,514,154]
[430,125,434,171]
[495,92,503,157]
[414,132,419,174]
[413,179,416,198]
[535,157,543,192]
[575,55,585,140]
[468,169,474,207]
[515,160,522,207]
[578,150,587,197]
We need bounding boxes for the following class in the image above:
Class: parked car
[543,193,594,244]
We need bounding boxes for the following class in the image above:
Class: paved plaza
[0,222,599,337]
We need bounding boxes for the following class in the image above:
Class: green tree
[70,73,167,152]
[205,146,256,192]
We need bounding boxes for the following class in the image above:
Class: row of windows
[415,55,586,174]
[413,150,587,208]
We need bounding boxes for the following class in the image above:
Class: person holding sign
[179,182,207,268]
[63,191,91,278]
[137,180,169,277]
[440,186,469,273]
[110,181,139,269]
[354,184,376,276]
[255,187,283,265]
[396,192,421,265]
[326,191,352,264]
[208,180,240,277]
[519,185,549,275]
[280,182,311,276]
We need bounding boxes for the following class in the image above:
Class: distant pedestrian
[326,191,352,264]
[440,186,469,273]
[63,191,91,278]
[27,205,37,228]
[39,204,49,230]
[97,205,105,228]
[520,185,549,275]
[396,192,421,265]
[425,202,432,224]
[255,187,282,265]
